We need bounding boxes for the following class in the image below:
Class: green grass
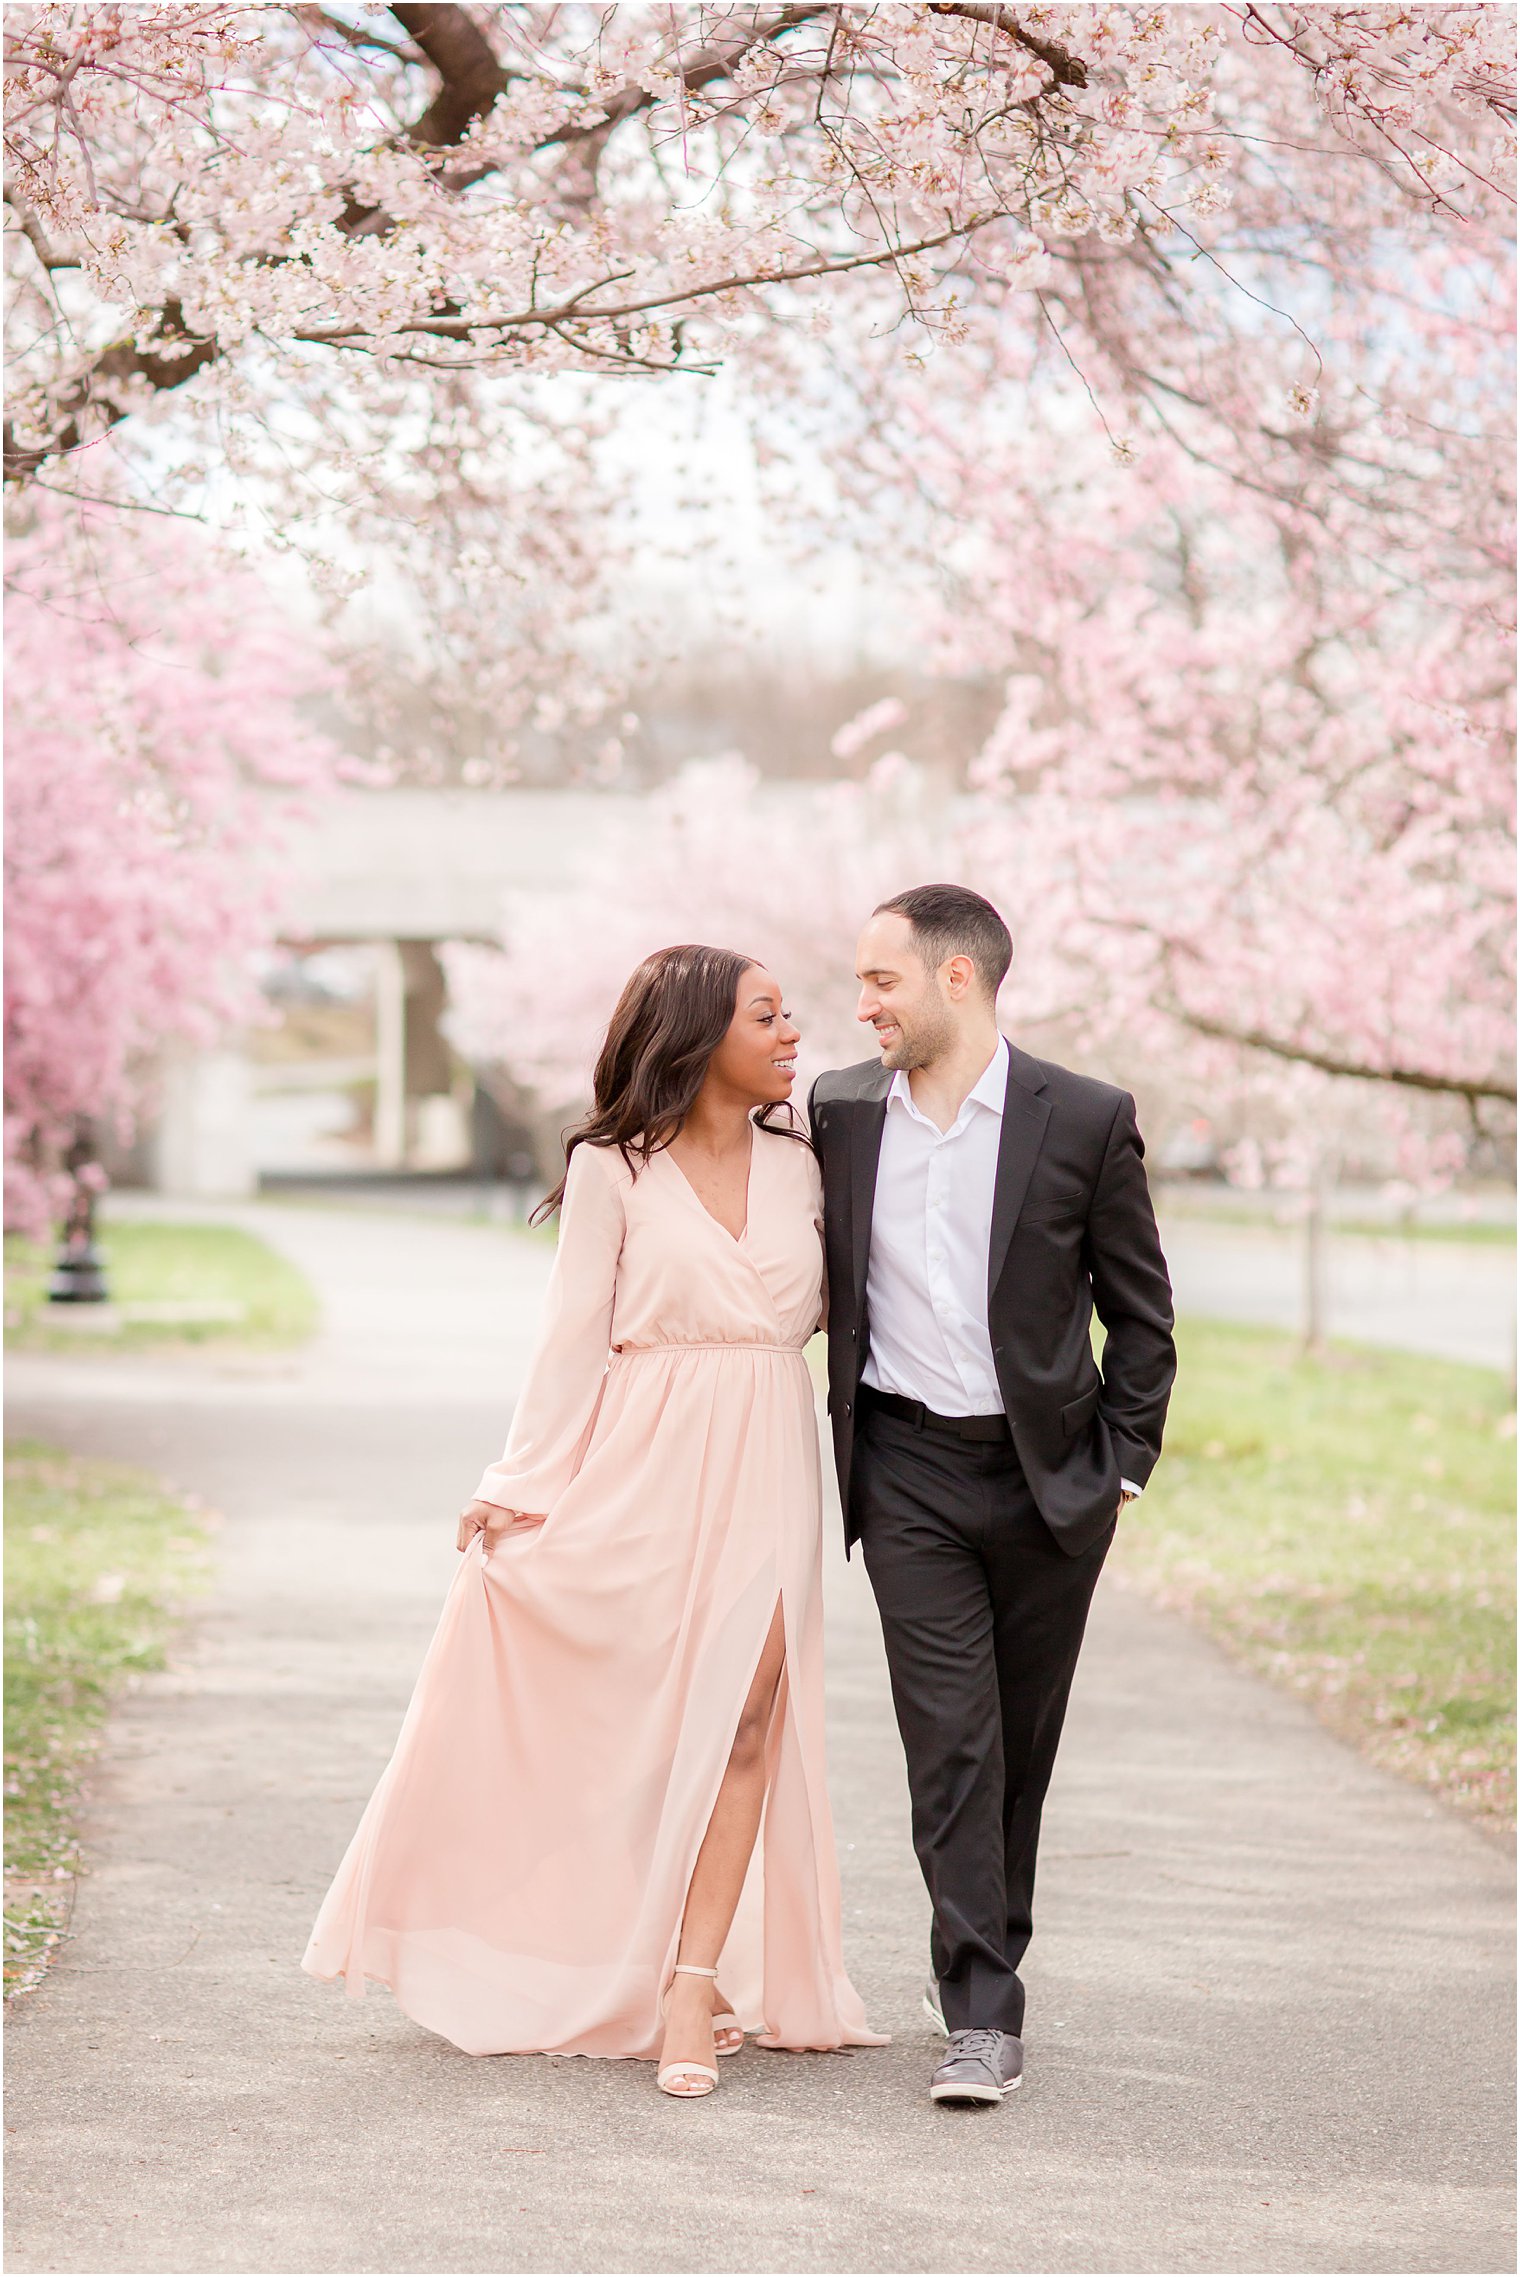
[4,1442,214,1996]
[1120,1321,1516,1833]
[4,1221,318,1351]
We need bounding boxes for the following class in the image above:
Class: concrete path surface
[5,1205,1515,2276]
[110,1182,1520,1374]
[1157,1215,1515,1374]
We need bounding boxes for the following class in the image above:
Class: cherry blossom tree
[6,6,1511,497]
[802,219,1516,1172]
[5,6,1513,1187]
[3,497,332,1231]
[470,186,1516,1182]
[6,7,1513,768]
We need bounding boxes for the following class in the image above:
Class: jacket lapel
[847,1070,891,1320]
[987,1044,1051,1299]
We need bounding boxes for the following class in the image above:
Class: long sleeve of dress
[472,1143,626,1514]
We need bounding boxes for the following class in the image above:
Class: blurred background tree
[3,498,331,1230]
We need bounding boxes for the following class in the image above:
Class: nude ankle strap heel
[671,1963,744,2054]
[657,1965,724,2097]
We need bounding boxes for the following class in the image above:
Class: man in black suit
[809,884,1176,2107]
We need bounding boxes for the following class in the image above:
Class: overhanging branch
[4,300,219,481]
[4,2,841,478]
[289,210,1005,347]
[538,3,833,148]
[1167,1004,1517,1104]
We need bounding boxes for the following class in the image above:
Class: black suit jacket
[808,1044,1177,1558]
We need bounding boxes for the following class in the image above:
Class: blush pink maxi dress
[302,1123,884,2062]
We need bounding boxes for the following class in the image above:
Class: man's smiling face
[854,911,955,1071]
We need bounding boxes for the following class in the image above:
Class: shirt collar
[887,1036,1009,1126]
[968,1035,1011,1117]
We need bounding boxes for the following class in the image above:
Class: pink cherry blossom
[3,497,332,1231]
[4,8,1512,1193]
[5,6,1511,503]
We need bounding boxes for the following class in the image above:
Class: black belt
[858,1384,1011,1442]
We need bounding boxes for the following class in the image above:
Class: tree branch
[4,190,81,272]
[292,8,421,67]
[925,3,1088,90]
[6,7,513,476]
[1167,1005,1517,1104]
[4,300,219,481]
[388,3,510,148]
[287,209,1006,348]
[5,2,845,476]
[538,4,833,148]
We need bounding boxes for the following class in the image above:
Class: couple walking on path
[303,883,1177,2106]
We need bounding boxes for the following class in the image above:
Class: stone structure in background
[133,789,639,1195]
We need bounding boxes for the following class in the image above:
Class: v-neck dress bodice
[303,1123,883,2063]
[579,1136,817,1353]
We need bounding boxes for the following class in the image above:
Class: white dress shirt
[861,1036,1142,1496]
[861,1039,1009,1415]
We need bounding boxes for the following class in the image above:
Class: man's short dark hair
[873,883,1012,999]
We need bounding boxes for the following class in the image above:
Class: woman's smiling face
[705,965,801,1105]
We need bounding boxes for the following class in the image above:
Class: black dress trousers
[853,1402,1114,2038]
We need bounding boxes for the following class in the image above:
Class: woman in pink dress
[303,944,883,2095]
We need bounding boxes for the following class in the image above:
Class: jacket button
[850,1328,858,1341]
[844,1402,852,1416]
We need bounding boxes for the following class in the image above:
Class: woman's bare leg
[658,1603,786,2087]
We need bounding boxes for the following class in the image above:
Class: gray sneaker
[930,2028,1025,2105]
[922,1979,948,2037]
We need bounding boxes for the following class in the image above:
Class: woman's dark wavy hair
[533,943,812,1221]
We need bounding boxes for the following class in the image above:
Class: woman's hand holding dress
[455,1499,544,1553]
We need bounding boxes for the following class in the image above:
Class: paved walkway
[1158,1215,1514,1374]
[5,1206,1514,2275]
[112,1183,1519,1374]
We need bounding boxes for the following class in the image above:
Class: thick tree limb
[4,300,219,481]
[389,3,510,148]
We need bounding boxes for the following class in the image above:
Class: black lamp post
[47,1123,110,1305]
